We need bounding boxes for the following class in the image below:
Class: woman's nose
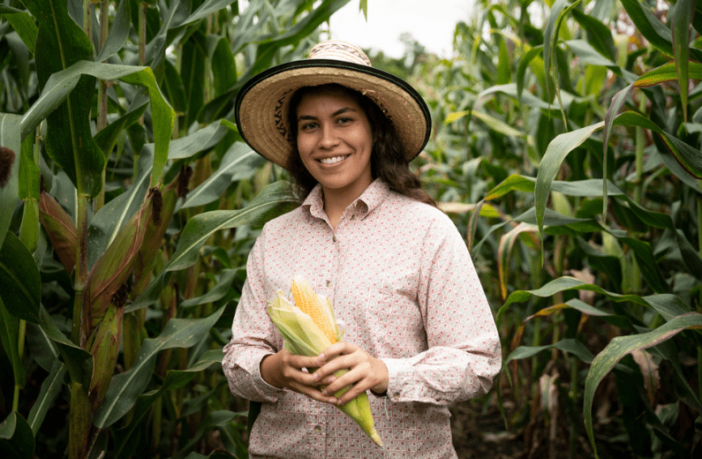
[319,125,340,149]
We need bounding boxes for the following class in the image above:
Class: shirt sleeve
[222,227,286,403]
[380,213,501,406]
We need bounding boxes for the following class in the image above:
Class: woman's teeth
[319,155,348,165]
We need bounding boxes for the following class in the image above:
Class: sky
[328,0,475,58]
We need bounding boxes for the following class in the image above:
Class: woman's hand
[260,349,338,404]
[311,342,389,406]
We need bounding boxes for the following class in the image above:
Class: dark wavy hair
[285,84,435,207]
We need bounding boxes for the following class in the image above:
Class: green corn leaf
[17,134,38,201]
[0,297,25,387]
[94,0,131,62]
[620,0,702,63]
[166,119,237,160]
[251,0,352,75]
[207,35,237,97]
[181,31,207,130]
[496,276,690,326]
[93,307,225,428]
[535,121,604,236]
[25,322,59,373]
[0,231,40,323]
[516,45,542,102]
[0,411,34,459]
[564,39,618,69]
[163,59,187,114]
[170,411,242,459]
[182,143,264,209]
[498,223,538,300]
[3,10,38,54]
[21,0,102,196]
[20,60,175,189]
[0,5,24,13]
[5,32,30,93]
[113,350,223,459]
[0,114,21,249]
[506,338,595,365]
[672,0,695,121]
[27,360,66,435]
[584,312,702,458]
[570,8,617,62]
[93,99,148,157]
[181,269,240,307]
[37,306,93,390]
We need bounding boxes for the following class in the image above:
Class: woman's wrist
[260,353,283,388]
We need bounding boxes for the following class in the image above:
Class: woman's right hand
[260,349,338,404]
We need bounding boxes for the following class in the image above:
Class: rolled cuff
[224,348,286,403]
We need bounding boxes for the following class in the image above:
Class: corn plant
[0,0,352,457]
[409,0,702,456]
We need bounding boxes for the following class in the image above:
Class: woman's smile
[295,86,373,202]
[318,154,350,165]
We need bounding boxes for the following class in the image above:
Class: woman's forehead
[297,87,365,113]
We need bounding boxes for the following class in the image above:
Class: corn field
[0,0,701,457]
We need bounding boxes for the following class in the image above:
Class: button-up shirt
[223,179,501,458]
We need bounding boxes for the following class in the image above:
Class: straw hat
[235,40,431,169]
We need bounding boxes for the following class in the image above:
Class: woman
[223,40,501,458]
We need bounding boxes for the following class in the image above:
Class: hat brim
[235,59,431,169]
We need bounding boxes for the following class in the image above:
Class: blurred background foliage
[1,0,702,457]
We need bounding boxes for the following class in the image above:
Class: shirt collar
[301,179,391,221]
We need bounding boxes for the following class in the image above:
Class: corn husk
[268,284,383,448]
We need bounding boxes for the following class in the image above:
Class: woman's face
[295,87,373,201]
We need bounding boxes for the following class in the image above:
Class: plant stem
[73,195,90,346]
[95,0,110,213]
[139,2,146,66]
[83,0,93,45]
[12,319,26,412]
[68,380,92,459]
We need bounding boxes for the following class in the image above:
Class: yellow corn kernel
[291,275,337,344]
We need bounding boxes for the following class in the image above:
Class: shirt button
[332,235,337,242]
[393,392,400,400]
[351,214,357,220]
[326,280,332,287]
[314,425,322,433]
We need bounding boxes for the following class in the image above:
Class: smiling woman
[223,40,501,458]
[292,85,374,225]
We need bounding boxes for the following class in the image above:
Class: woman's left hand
[311,342,389,405]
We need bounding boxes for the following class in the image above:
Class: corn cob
[268,278,383,447]
[290,275,339,344]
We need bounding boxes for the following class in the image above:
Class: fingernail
[328,398,336,404]
[327,376,336,383]
[322,389,327,396]
[312,373,318,380]
[319,353,325,360]
[336,400,343,406]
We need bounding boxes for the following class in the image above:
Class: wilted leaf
[631,349,660,406]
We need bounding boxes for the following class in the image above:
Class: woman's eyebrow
[297,107,358,122]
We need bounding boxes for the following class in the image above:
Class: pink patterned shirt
[223,179,501,458]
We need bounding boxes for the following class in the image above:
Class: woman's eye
[337,117,353,125]
[300,122,318,131]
